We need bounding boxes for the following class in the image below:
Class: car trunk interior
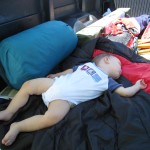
[0,1,150,150]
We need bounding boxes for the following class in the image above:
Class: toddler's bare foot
[2,123,19,146]
[0,110,14,121]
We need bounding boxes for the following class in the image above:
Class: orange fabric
[93,49,150,93]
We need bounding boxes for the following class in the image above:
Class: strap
[49,0,55,20]
[95,0,101,13]
[39,0,45,22]
[75,0,80,10]
[82,0,86,12]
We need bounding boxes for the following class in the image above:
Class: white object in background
[77,8,130,38]
[102,8,111,17]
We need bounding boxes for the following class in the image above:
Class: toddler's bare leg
[2,100,70,146]
[0,78,54,121]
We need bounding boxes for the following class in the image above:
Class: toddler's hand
[136,79,147,89]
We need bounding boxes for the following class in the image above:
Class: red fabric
[102,22,123,36]
[93,49,150,93]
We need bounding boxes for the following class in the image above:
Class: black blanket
[0,37,150,150]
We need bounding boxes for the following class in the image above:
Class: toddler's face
[109,57,122,79]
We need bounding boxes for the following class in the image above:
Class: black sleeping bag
[0,37,150,150]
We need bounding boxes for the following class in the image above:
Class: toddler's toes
[2,123,19,146]
[2,138,12,146]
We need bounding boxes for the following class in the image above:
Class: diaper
[42,80,75,107]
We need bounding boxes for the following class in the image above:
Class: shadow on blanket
[0,37,150,150]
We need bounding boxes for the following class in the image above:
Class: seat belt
[39,0,45,22]
[95,0,101,13]
[75,0,80,11]
[82,0,86,12]
[49,0,55,20]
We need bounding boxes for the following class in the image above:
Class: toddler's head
[93,54,122,79]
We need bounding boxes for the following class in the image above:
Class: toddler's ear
[103,56,110,64]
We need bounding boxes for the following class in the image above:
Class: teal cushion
[0,21,78,89]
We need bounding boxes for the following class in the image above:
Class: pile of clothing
[100,14,150,54]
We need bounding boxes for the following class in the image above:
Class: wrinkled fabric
[0,37,150,150]
[100,18,139,49]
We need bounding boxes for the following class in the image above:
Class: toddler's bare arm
[114,79,147,97]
